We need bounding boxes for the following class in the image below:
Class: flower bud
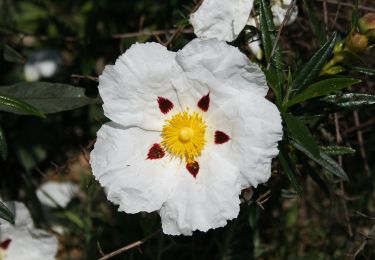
[345,32,368,53]
[359,13,375,33]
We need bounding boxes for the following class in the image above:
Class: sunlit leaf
[286,77,361,107]
[320,146,356,156]
[351,66,375,76]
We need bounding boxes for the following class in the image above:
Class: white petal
[99,42,181,130]
[160,151,241,235]
[271,1,299,27]
[0,202,58,260]
[190,0,254,42]
[24,65,40,82]
[248,38,263,60]
[36,181,78,208]
[90,123,179,213]
[207,92,283,188]
[37,61,57,78]
[176,39,268,99]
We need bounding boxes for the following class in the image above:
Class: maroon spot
[186,161,199,178]
[0,239,11,250]
[147,144,165,160]
[197,92,210,112]
[215,131,231,144]
[157,97,174,114]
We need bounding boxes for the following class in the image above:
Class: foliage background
[0,0,375,259]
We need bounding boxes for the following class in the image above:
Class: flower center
[162,111,206,161]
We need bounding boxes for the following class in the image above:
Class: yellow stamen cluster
[162,111,207,161]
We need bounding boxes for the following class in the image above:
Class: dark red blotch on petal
[157,96,174,114]
[0,239,11,250]
[186,161,199,178]
[147,144,165,160]
[215,131,231,144]
[197,92,210,112]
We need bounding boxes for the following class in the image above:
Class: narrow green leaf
[286,77,361,107]
[351,66,375,76]
[287,32,338,99]
[0,200,15,224]
[0,82,97,114]
[283,113,320,157]
[0,94,45,118]
[259,0,284,105]
[0,126,7,160]
[320,93,375,111]
[320,146,356,156]
[278,141,301,194]
[292,140,349,181]
[3,44,26,64]
[351,0,359,29]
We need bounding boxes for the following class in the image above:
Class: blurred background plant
[0,0,375,259]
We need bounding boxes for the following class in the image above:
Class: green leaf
[0,94,45,118]
[3,44,26,64]
[286,32,338,99]
[320,146,356,156]
[351,66,375,76]
[320,93,375,111]
[286,77,361,107]
[0,82,97,114]
[351,0,359,29]
[0,126,7,161]
[0,200,15,224]
[283,113,320,157]
[292,140,349,181]
[278,141,301,195]
[259,0,284,106]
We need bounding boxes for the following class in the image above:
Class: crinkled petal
[0,202,58,260]
[190,0,254,42]
[160,151,241,235]
[99,42,181,130]
[36,181,78,208]
[206,92,283,188]
[90,123,179,213]
[175,39,268,102]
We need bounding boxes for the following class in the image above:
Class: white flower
[189,0,298,42]
[271,0,298,27]
[36,181,78,208]
[90,38,282,235]
[190,0,254,42]
[24,50,62,82]
[0,201,58,260]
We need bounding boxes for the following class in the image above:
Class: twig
[346,118,375,134]
[353,111,371,176]
[112,28,193,39]
[316,0,375,12]
[266,0,296,70]
[323,0,329,29]
[97,229,161,260]
[334,113,353,237]
[350,224,375,259]
[71,74,99,82]
[256,190,271,210]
